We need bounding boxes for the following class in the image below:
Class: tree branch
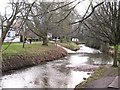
[70,1,104,25]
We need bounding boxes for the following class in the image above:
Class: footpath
[76,65,119,89]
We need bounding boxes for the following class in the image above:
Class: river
[0,45,113,88]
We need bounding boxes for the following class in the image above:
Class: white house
[4,30,20,42]
[47,33,52,38]
[72,38,79,42]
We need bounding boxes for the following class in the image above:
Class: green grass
[75,66,106,88]
[119,45,120,51]
[2,42,52,56]
[2,42,67,71]
[110,45,120,52]
[59,42,79,51]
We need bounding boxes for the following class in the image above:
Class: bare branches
[84,1,120,45]
[55,0,85,23]
[1,1,20,43]
[31,0,77,17]
[56,10,72,23]
[70,1,104,25]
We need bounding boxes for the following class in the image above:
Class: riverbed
[0,45,113,88]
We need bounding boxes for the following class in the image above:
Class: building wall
[4,31,20,42]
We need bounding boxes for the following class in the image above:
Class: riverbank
[58,42,79,51]
[75,65,118,89]
[2,42,67,72]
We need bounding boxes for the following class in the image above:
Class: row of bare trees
[0,0,104,45]
[0,0,76,46]
[83,1,120,67]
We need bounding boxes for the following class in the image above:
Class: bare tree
[84,1,120,67]
[1,1,21,44]
[26,1,56,46]
[0,0,104,46]
[26,0,104,45]
[0,0,34,42]
[0,15,2,72]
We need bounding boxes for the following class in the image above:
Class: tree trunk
[100,42,109,53]
[113,45,118,67]
[22,36,25,48]
[0,35,2,63]
[42,36,48,46]
[2,30,8,44]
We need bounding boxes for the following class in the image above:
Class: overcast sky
[0,0,116,16]
[0,0,91,16]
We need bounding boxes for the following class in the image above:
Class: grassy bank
[118,45,120,51]
[58,42,79,51]
[75,65,118,88]
[2,42,50,55]
[2,42,67,72]
[109,45,120,52]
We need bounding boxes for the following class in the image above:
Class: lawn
[2,42,52,56]
[110,45,120,52]
[2,42,67,72]
[58,42,79,51]
[119,45,120,51]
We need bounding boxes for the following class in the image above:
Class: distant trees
[84,1,120,67]
[0,0,104,46]
[50,2,75,42]
[26,1,66,46]
[25,1,82,45]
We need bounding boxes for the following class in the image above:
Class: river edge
[75,65,118,89]
[2,45,67,73]
[74,46,120,89]
[1,44,116,88]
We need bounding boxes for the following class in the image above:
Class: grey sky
[0,0,90,16]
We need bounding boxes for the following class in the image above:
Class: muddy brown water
[0,45,113,88]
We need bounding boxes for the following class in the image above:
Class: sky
[0,0,91,16]
[0,0,117,16]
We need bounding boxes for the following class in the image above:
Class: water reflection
[86,54,113,65]
[77,45,101,54]
[69,55,88,66]
[67,71,91,88]
[1,46,113,88]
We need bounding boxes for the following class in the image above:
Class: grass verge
[2,42,67,72]
[118,45,120,51]
[2,42,50,56]
[58,42,79,51]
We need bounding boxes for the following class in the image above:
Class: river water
[0,45,113,88]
